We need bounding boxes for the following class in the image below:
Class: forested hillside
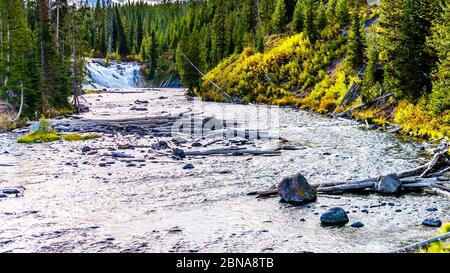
[0,0,449,139]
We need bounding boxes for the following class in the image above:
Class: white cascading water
[83,59,145,90]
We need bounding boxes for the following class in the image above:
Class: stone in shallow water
[183,163,194,170]
[351,222,364,228]
[320,207,349,225]
[278,173,317,204]
[422,218,442,227]
[375,174,401,194]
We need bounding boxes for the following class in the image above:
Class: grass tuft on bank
[17,117,101,144]
[17,132,101,144]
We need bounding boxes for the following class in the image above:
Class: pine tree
[326,0,337,24]
[241,0,257,34]
[211,0,227,65]
[347,0,366,70]
[292,0,304,33]
[427,1,450,114]
[362,28,382,101]
[315,0,327,32]
[140,30,158,80]
[304,0,317,41]
[336,0,350,26]
[114,8,129,56]
[379,0,441,100]
[176,31,204,89]
[0,0,44,117]
[38,0,72,111]
[397,0,441,100]
[271,0,287,33]
[377,0,405,98]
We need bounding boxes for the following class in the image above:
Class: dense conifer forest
[0,0,449,138]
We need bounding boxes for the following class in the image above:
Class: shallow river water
[0,88,449,253]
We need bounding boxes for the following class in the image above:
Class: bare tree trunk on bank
[56,0,60,51]
[70,6,80,112]
[40,0,50,100]
[4,22,10,86]
[107,0,113,54]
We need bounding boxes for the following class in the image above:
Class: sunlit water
[0,88,449,253]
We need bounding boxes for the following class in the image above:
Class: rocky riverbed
[0,88,449,253]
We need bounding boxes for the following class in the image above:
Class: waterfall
[83,59,145,90]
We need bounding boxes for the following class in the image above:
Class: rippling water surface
[0,88,448,253]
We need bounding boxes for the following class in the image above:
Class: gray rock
[172,148,186,159]
[422,218,442,227]
[281,145,302,151]
[351,222,364,228]
[183,163,194,170]
[3,189,20,195]
[375,174,401,194]
[81,146,91,153]
[111,152,134,158]
[320,207,349,225]
[152,141,169,150]
[278,173,317,204]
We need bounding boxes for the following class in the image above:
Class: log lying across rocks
[250,149,450,198]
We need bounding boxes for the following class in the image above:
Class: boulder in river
[422,218,442,227]
[375,174,401,194]
[320,207,349,226]
[278,173,317,204]
[172,148,186,159]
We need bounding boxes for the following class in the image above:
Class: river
[0,64,449,253]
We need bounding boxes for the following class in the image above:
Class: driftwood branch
[185,147,281,157]
[420,151,447,178]
[387,232,450,253]
[335,93,392,118]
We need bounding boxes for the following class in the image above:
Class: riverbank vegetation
[419,223,450,253]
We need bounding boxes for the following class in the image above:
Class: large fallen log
[317,181,376,193]
[387,232,450,253]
